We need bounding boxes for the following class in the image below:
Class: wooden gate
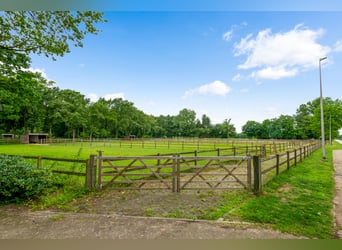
[98,155,252,192]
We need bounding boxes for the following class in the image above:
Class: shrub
[0,155,53,204]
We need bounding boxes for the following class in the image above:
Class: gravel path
[332,142,342,238]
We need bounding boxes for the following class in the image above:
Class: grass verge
[219,143,338,239]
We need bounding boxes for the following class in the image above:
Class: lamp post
[319,56,327,160]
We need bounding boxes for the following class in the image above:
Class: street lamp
[319,56,327,160]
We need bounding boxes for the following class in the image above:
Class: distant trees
[241,98,342,140]
[2,74,342,139]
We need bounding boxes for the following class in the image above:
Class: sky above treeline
[25,1,342,132]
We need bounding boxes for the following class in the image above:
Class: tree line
[0,75,238,139]
[1,70,342,140]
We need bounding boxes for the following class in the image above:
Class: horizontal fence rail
[3,154,96,187]
[48,137,317,153]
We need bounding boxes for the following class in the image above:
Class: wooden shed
[20,133,48,144]
[2,134,14,139]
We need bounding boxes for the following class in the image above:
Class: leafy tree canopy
[0,11,105,57]
[0,11,106,74]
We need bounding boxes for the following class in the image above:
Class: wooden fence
[0,138,20,145]
[97,142,320,194]
[252,142,321,194]
[8,154,97,187]
[49,137,315,152]
[6,141,320,194]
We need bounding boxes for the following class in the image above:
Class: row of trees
[242,97,342,140]
[0,73,237,139]
[1,67,342,140]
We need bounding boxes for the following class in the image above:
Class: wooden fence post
[247,157,252,191]
[37,156,42,168]
[86,154,97,188]
[261,145,266,158]
[276,154,280,175]
[176,154,181,193]
[253,155,262,196]
[97,151,103,189]
[172,154,177,193]
[194,150,198,166]
[287,151,290,170]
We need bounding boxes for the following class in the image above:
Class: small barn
[20,133,48,144]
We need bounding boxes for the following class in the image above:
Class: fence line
[252,142,320,194]
[97,142,320,194]
[4,141,321,192]
[48,137,316,152]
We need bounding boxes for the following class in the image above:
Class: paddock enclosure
[0,139,320,194]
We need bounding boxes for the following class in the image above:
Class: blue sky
[29,9,342,132]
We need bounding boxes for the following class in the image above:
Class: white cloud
[334,40,342,52]
[183,80,231,99]
[223,30,233,41]
[252,66,298,80]
[232,73,241,82]
[28,67,48,79]
[233,24,331,80]
[86,93,126,102]
[86,93,99,102]
[223,22,248,42]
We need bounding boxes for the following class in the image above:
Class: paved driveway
[0,206,305,239]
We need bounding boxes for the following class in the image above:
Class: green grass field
[0,138,305,159]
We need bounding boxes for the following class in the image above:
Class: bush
[0,155,53,204]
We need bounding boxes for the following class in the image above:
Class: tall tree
[174,109,197,137]
[242,121,262,138]
[0,70,50,134]
[294,97,342,139]
[45,89,88,140]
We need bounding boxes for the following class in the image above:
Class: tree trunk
[72,128,76,142]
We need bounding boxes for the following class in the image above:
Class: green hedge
[0,155,53,204]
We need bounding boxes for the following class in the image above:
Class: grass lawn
[0,139,298,159]
[213,142,339,239]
